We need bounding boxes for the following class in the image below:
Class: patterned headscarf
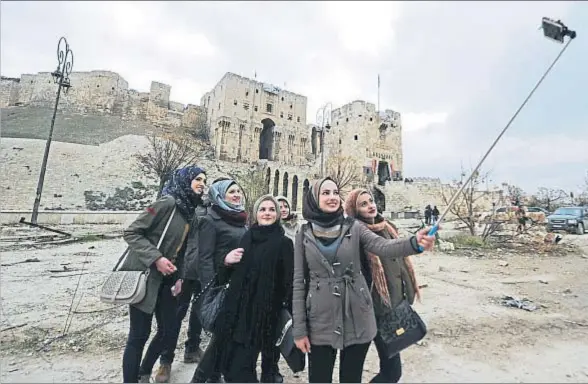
[161,165,206,220]
[208,179,245,213]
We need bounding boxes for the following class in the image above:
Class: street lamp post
[316,102,332,177]
[31,37,74,224]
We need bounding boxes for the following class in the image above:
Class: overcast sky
[2,1,587,195]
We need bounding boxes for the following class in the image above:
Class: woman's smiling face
[257,200,277,226]
[356,192,377,219]
[224,183,243,205]
[318,180,341,213]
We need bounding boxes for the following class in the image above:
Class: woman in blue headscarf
[190,177,249,383]
[120,165,206,383]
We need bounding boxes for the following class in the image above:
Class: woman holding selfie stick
[292,177,435,383]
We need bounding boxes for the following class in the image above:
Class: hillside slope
[1,106,155,145]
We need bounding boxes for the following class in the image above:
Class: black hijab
[302,177,344,228]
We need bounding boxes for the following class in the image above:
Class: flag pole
[377,74,381,112]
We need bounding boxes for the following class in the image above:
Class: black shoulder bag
[192,273,228,332]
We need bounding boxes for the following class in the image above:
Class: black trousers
[370,333,402,383]
[308,342,370,383]
[190,335,222,382]
[223,341,261,383]
[160,279,203,364]
[122,278,178,383]
[261,346,281,376]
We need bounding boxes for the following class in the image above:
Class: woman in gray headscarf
[276,195,301,242]
[191,178,248,383]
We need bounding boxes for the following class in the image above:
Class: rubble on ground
[438,239,455,252]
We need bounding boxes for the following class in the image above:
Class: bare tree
[441,167,492,236]
[134,133,199,198]
[503,183,525,206]
[326,155,361,195]
[531,187,568,211]
[578,171,588,205]
[187,107,210,142]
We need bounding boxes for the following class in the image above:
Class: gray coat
[196,207,247,286]
[120,196,190,314]
[292,218,419,350]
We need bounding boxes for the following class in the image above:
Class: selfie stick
[419,18,576,250]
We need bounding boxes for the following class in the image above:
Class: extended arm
[358,223,421,260]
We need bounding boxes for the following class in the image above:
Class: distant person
[424,205,432,225]
[516,208,527,234]
[432,206,440,225]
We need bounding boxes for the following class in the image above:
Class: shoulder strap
[156,205,176,249]
[112,205,176,272]
[301,223,310,293]
[112,247,130,272]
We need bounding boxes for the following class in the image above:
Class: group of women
[118,165,435,383]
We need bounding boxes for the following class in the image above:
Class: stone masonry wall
[327,100,403,183]
[1,135,316,213]
[0,71,202,131]
[201,73,310,166]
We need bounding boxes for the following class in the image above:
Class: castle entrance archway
[259,118,275,160]
[377,161,390,186]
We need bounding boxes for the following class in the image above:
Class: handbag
[275,308,306,374]
[100,206,176,305]
[193,273,228,332]
[376,299,427,358]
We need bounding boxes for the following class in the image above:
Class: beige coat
[292,218,419,350]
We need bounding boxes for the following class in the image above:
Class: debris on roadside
[438,239,455,252]
[500,295,538,312]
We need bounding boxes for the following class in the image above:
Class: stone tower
[200,73,310,165]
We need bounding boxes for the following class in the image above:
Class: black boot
[191,369,207,383]
[260,372,283,383]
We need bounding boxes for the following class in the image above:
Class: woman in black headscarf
[216,194,294,383]
[291,177,435,383]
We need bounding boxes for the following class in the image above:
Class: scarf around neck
[217,221,286,368]
[208,179,248,226]
[302,178,344,242]
[161,165,205,220]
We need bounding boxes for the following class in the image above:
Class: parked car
[526,207,550,215]
[547,206,588,235]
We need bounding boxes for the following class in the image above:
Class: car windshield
[553,208,581,216]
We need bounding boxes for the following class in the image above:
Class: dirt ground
[1,224,587,383]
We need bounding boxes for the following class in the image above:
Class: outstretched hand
[416,227,437,252]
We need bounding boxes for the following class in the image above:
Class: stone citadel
[1,70,497,213]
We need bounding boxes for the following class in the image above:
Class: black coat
[195,207,247,286]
